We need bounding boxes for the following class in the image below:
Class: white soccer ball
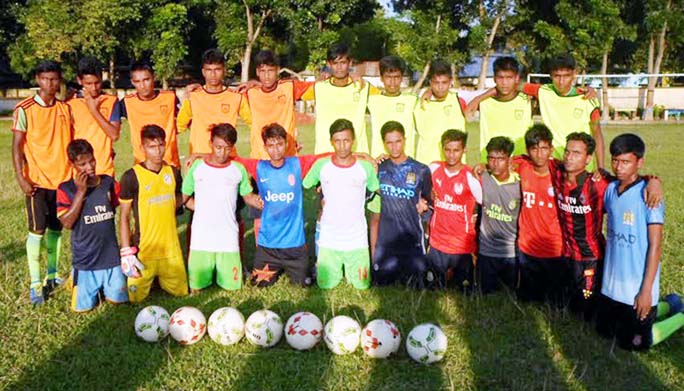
[207,307,245,346]
[285,311,323,350]
[134,305,170,343]
[324,315,361,355]
[245,310,283,348]
[405,323,448,364]
[169,306,207,345]
[361,319,401,359]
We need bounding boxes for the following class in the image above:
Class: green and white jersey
[479,93,533,162]
[367,92,418,158]
[413,91,466,164]
[302,157,379,250]
[313,80,370,154]
[182,159,252,252]
[537,84,600,161]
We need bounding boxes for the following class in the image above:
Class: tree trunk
[412,62,430,94]
[162,78,169,90]
[477,15,501,90]
[601,51,610,121]
[109,57,116,89]
[241,45,252,83]
[241,3,271,83]
[644,1,669,120]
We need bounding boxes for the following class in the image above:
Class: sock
[26,232,43,290]
[45,229,62,280]
[651,313,684,346]
[657,301,670,318]
[315,220,321,256]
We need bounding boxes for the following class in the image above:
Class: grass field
[1,120,683,390]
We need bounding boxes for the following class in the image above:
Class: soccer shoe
[664,294,683,315]
[30,287,44,306]
[43,276,65,298]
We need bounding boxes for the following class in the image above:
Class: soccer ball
[245,310,283,348]
[405,323,448,364]
[285,311,323,350]
[361,319,401,358]
[169,306,207,345]
[207,307,245,346]
[134,305,170,343]
[324,315,361,355]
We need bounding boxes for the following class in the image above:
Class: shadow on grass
[0,241,25,264]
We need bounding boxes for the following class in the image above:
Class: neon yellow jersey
[479,93,533,162]
[367,92,418,158]
[538,84,600,161]
[312,79,370,154]
[413,92,466,163]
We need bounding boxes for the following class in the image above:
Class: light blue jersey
[601,179,664,306]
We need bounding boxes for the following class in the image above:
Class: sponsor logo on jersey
[264,190,295,203]
[380,183,415,199]
[607,228,636,246]
[83,204,115,224]
[485,203,514,222]
[163,174,172,185]
[557,194,593,214]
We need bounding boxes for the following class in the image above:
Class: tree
[469,0,515,90]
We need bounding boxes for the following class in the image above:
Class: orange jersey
[182,88,243,155]
[68,95,119,176]
[122,91,180,167]
[12,96,73,190]
[245,80,312,159]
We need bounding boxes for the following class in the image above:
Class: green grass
[1,120,684,390]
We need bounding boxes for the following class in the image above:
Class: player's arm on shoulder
[520,82,540,98]
[466,170,483,204]
[176,99,192,132]
[302,158,325,189]
[464,87,496,119]
[362,160,380,192]
[589,111,605,169]
[643,175,664,208]
[298,152,332,178]
[353,152,378,172]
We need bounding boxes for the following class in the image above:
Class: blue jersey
[602,179,664,306]
[57,175,120,271]
[371,158,432,253]
[255,157,306,248]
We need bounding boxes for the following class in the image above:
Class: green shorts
[317,247,370,290]
[188,250,242,290]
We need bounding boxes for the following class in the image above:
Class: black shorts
[26,188,62,233]
[518,252,569,306]
[567,259,602,320]
[595,294,656,351]
[372,245,427,288]
[251,245,311,287]
[426,248,473,292]
[477,254,518,294]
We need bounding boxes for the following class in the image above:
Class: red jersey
[550,163,609,261]
[515,157,563,258]
[428,162,482,254]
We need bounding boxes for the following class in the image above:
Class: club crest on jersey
[163,174,172,185]
[405,172,416,186]
[221,104,231,113]
[160,105,169,115]
[288,174,296,186]
[515,109,523,120]
[443,105,453,115]
[579,194,587,204]
[396,103,405,112]
[623,210,635,226]
[453,183,464,195]
[508,199,518,210]
[277,94,287,104]
[547,186,555,197]
[573,107,584,118]
[353,91,361,102]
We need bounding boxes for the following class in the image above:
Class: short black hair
[210,123,238,145]
[486,136,515,156]
[261,123,287,143]
[610,133,645,159]
[141,124,165,142]
[379,55,405,76]
[380,121,405,141]
[202,49,225,66]
[525,124,553,148]
[493,56,519,75]
[77,57,103,78]
[429,59,451,79]
[566,132,596,155]
[441,129,467,147]
[329,118,354,139]
[67,139,94,162]
[254,50,279,68]
[130,60,154,75]
[327,42,350,62]
[35,60,62,77]
[549,53,576,72]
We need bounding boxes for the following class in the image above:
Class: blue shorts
[71,266,128,312]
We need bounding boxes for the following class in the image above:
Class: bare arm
[634,224,663,320]
[464,88,497,119]
[369,212,380,260]
[182,194,194,211]
[57,172,88,229]
[12,130,36,196]
[119,201,132,248]
[590,120,605,169]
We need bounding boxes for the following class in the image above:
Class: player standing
[118,125,188,302]
[57,140,127,311]
[302,119,379,289]
[12,60,73,305]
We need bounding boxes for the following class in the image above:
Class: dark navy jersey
[372,157,432,253]
[57,175,120,270]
